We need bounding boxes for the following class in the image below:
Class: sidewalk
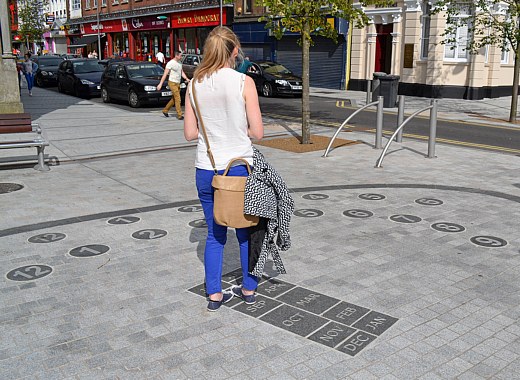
[310,87,520,129]
[0,87,519,379]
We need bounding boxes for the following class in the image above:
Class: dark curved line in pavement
[0,183,518,238]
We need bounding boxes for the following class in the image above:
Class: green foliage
[258,0,394,45]
[17,0,48,45]
[434,0,520,54]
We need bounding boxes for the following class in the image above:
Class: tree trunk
[509,45,520,122]
[301,20,311,144]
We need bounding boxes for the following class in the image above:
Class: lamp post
[219,0,222,26]
[96,0,101,59]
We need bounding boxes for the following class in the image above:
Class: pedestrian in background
[16,61,22,92]
[156,50,165,67]
[236,54,253,74]
[22,53,37,96]
[183,26,264,311]
[157,50,190,119]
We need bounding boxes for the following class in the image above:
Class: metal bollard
[428,99,438,158]
[375,96,383,149]
[366,80,372,105]
[396,95,405,143]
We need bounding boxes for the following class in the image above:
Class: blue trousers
[24,73,34,91]
[196,166,259,295]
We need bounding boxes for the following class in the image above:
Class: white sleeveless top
[189,68,253,170]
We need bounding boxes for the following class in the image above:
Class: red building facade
[67,0,232,60]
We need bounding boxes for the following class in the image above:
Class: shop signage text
[171,8,226,28]
[78,7,225,35]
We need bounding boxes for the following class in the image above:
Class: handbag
[191,81,259,228]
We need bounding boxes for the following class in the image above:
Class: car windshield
[38,58,63,67]
[127,64,163,78]
[73,61,104,73]
[261,63,292,75]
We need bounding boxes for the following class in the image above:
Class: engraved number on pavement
[69,245,110,257]
[107,216,140,225]
[431,222,465,233]
[132,229,167,240]
[6,265,53,281]
[28,233,66,243]
[302,194,329,200]
[343,209,374,218]
[294,209,324,218]
[178,205,203,213]
[358,193,386,201]
[389,214,422,223]
[470,236,507,248]
[189,219,207,228]
[415,198,444,206]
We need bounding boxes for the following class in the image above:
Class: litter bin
[371,72,387,102]
[379,75,400,108]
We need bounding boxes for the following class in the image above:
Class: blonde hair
[193,26,241,82]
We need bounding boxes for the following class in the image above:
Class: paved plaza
[0,87,519,379]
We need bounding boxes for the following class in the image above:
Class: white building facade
[349,0,516,99]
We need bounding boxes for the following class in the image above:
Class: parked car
[246,61,303,97]
[181,53,203,79]
[57,59,104,98]
[61,53,82,59]
[98,57,134,67]
[100,61,186,108]
[32,56,64,87]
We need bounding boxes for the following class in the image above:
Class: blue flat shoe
[207,291,233,312]
[231,285,256,305]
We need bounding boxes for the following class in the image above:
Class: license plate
[96,86,100,90]
[291,85,302,90]
[162,91,172,96]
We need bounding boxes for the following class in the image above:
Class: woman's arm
[243,76,263,140]
[184,88,199,141]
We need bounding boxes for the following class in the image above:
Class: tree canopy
[17,0,48,47]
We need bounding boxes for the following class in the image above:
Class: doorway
[375,24,393,74]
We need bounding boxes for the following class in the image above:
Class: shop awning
[68,35,102,48]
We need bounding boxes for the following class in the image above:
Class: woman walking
[22,53,37,96]
[183,26,264,311]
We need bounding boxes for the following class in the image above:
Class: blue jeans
[196,165,259,295]
[24,73,34,91]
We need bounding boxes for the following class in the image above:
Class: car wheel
[128,90,141,108]
[57,80,64,93]
[262,82,273,97]
[74,85,82,98]
[101,87,110,103]
[35,75,43,87]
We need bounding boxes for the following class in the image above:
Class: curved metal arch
[323,100,380,158]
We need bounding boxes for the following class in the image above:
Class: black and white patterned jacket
[244,147,294,277]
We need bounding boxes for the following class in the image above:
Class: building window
[244,0,252,14]
[85,0,90,9]
[444,4,472,61]
[501,41,510,64]
[93,0,97,8]
[420,1,431,59]
[102,0,106,6]
[112,0,118,4]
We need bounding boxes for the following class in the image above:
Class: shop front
[72,7,229,62]
[273,17,350,90]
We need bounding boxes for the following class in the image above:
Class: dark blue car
[57,59,104,98]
